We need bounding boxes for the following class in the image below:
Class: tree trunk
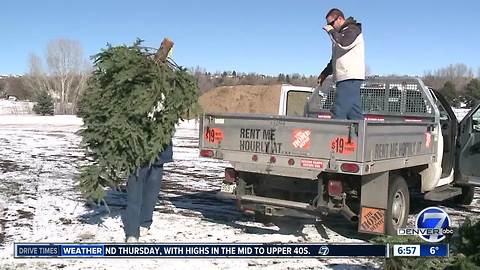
[154,38,174,64]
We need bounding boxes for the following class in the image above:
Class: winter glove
[323,25,334,33]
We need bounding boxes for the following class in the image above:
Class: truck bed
[199,113,437,178]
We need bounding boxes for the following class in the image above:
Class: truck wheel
[385,176,410,235]
[454,185,475,206]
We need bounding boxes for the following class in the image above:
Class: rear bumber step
[239,195,358,222]
[239,195,313,211]
[424,185,462,201]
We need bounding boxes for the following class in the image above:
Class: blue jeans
[124,144,173,238]
[124,164,164,238]
[331,79,364,120]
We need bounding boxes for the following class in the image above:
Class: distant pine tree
[465,78,480,107]
[440,81,457,106]
[33,91,54,115]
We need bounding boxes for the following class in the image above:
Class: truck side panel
[200,113,436,176]
[201,114,361,161]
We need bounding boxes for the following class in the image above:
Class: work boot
[126,236,139,243]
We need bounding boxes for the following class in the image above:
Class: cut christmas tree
[77,38,198,202]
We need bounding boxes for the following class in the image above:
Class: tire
[385,176,410,235]
[454,185,475,206]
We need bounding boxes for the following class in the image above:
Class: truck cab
[277,85,316,116]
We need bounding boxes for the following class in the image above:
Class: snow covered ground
[0,100,34,115]
[452,108,470,122]
[0,115,478,270]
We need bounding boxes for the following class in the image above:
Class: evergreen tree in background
[465,78,480,107]
[77,39,198,202]
[440,81,457,106]
[32,90,54,115]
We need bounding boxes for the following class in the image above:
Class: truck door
[457,103,480,186]
[430,89,458,178]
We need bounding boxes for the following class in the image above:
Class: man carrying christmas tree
[77,38,197,243]
[124,39,176,242]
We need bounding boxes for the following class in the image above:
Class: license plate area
[220,182,236,193]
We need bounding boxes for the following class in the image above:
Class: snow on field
[0,100,34,115]
[0,115,384,270]
[452,108,470,122]
[0,114,478,269]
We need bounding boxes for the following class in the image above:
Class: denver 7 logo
[416,207,451,242]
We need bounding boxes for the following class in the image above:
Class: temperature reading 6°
[430,246,439,255]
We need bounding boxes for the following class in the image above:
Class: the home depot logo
[292,129,311,149]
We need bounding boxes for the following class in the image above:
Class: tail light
[288,159,295,166]
[224,168,237,183]
[404,117,422,123]
[317,113,332,119]
[340,163,359,173]
[252,155,258,162]
[364,115,385,121]
[200,149,214,157]
[269,156,276,163]
[328,180,343,197]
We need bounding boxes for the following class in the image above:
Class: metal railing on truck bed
[306,77,438,121]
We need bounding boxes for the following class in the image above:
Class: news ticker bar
[14,243,449,258]
[14,243,385,258]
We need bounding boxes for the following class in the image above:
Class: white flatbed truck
[199,77,480,235]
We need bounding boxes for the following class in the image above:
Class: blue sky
[2,1,480,76]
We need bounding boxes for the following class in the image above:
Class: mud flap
[358,172,389,234]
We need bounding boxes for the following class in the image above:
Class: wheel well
[395,166,426,192]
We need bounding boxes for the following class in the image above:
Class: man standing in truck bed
[318,8,365,120]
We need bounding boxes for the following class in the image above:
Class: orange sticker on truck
[292,129,311,149]
[204,127,224,144]
[358,207,385,234]
[331,136,356,154]
[425,132,432,148]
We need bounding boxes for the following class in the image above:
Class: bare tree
[190,66,215,93]
[25,54,54,97]
[26,38,90,114]
[423,63,474,90]
[1,76,32,100]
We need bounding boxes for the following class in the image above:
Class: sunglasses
[327,16,339,26]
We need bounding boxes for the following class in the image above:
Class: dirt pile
[198,85,283,115]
